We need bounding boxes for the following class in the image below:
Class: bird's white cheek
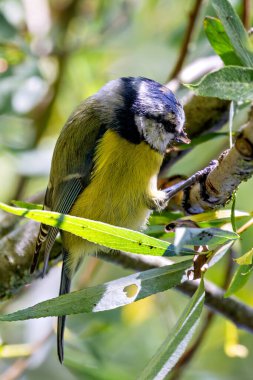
[135,115,174,153]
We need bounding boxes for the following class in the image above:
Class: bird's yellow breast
[64,129,163,270]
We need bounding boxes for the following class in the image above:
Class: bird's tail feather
[31,225,59,275]
[42,227,59,276]
[57,249,71,364]
[30,223,49,273]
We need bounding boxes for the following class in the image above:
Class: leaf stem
[237,217,253,234]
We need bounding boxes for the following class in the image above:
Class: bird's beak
[175,130,191,144]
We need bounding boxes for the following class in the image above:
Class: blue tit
[31,76,188,363]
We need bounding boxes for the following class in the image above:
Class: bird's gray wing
[32,178,84,275]
[31,104,105,275]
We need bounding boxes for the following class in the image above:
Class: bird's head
[94,77,189,154]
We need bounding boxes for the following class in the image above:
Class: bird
[30,76,189,363]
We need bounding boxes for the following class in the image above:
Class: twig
[0,359,28,380]
[242,0,251,30]
[237,217,253,234]
[0,331,53,380]
[164,160,217,202]
[168,0,204,80]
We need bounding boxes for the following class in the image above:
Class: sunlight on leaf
[185,67,253,102]
[174,227,238,255]
[181,210,249,223]
[0,202,171,257]
[204,16,243,66]
[0,260,192,321]
[212,0,253,67]
[235,249,253,265]
[11,200,43,210]
[225,262,253,298]
[208,241,234,268]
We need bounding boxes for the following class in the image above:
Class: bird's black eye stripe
[112,77,142,144]
[144,113,164,123]
[163,120,176,133]
[140,114,176,133]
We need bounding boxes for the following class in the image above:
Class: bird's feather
[31,106,104,274]
[57,248,71,364]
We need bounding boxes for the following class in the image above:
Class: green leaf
[0,260,192,321]
[204,16,243,66]
[138,278,205,380]
[0,202,170,257]
[212,0,253,67]
[225,264,253,297]
[208,241,235,268]
[174,227,238,254]
[11,200,43,210]
[235,249,253,265]
[225,249,253,296]
[230,192,237,231]
[186,66,253,102]
[181,209,249,225]
[65,352,130,380]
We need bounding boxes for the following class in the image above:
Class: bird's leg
[162,160,218,206]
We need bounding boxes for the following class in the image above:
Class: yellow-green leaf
[235,249,253,265]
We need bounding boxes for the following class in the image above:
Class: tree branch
[168,0,204,80]
[0,220,61,300]
[182,106,253,214]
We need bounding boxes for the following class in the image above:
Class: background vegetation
[0,0,253,379]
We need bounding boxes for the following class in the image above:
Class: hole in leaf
[123,284,139,298]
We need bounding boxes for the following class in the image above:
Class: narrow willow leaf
[212,0,253,67]
[0,202,170,257]
[186,67,253,102]
[204,16,243,66]
[180,210,249,224]
[0,260,192,321]
[150,211,184,226]
[230,193,237,232]
[11,200,43,210]
[208,241,234,268]
[235,249,253,265]
[225,264,253,297]
[174,227,238,254]
[138,278,205,380]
